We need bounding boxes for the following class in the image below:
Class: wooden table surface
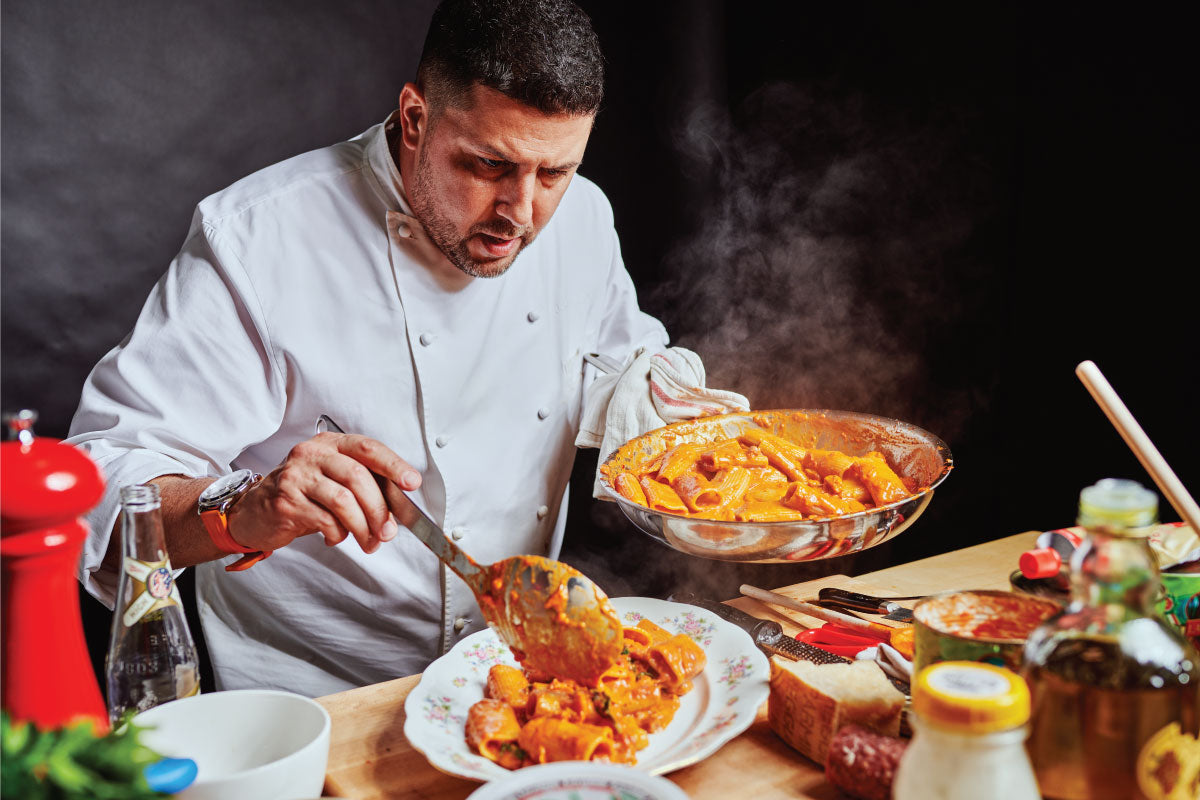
[316,531,1040,799]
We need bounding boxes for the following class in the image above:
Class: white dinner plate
[403,596,769,781]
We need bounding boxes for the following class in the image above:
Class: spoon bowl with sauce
[316,416,623,685]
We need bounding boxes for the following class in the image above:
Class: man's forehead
[436,85,593,165]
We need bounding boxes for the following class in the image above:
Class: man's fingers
[307,475,378,553]
[323,453,390,524]
[318,521,351,547]
[335,434,422,491]
[264,432,414,555]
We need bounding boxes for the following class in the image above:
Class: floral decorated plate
[465,762,691,800]
[402,596,769,781]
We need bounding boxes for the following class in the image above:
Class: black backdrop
[4,2,1197,687]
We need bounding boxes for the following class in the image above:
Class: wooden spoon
[316,415,623,685]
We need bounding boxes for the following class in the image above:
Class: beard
[408,147,535,279]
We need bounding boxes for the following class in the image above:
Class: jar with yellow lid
[893,661,1040,800]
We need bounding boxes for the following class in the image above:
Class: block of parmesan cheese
[767,656,904,766]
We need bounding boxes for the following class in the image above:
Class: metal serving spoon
[315,415,623,685]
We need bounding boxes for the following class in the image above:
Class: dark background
[4,2,1196,688]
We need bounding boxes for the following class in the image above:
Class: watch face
[199,468,255,508]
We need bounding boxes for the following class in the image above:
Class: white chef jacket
[67,112,668,697]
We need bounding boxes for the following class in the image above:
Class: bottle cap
[1019,547,1062,579]
[1079,478,1158,530]
[912,661,1031,733]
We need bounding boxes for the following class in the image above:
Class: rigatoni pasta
[602,428,914,521]
[464,622,707,768]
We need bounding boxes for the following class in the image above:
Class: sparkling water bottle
[105,484,199,724]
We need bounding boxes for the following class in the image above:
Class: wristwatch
[198,469,269,572]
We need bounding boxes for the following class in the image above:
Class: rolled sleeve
[66,219,285,606]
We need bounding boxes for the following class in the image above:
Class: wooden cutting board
[315,532,1039,799]
[317,572,926,800]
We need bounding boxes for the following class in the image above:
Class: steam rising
[572,80,1000,599]
[651,82,985,438]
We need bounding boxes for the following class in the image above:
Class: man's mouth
[474,232,522,258]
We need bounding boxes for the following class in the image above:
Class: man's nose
[495,173,536,229]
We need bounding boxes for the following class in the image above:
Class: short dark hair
[417,0,604,117]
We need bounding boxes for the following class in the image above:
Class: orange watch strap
[200,476,272,571]
[200,508,257,554]
[224,550,272,572]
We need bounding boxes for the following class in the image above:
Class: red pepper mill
[1,409,109,731]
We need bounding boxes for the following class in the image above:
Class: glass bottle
[1023,478,1200,800]
[105,483,199,724]
[893,661,1041,800]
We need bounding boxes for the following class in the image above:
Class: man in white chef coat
[67,0,669,696]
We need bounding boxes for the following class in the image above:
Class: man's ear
[398,83,427,151]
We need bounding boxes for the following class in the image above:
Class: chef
[67,0,671,697]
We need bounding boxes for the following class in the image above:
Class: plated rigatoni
[464,620,706,768]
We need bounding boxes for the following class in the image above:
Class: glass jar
[894,661,1040,800]
[1023,478,1200,799]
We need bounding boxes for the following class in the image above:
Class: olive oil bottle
[1023,479,1200,800]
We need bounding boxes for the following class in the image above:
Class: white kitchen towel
[576,347,751,498]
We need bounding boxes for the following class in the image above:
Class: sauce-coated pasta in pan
[602,428,914,522]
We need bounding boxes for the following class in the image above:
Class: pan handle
[583,352,622,375]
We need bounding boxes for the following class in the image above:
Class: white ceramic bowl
[133,689,331,800]
[466,762,692,800]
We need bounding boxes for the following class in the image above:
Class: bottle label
[122,556,182,627]
[1136,721,1200,800]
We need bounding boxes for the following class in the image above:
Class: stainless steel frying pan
[598,408,953,563]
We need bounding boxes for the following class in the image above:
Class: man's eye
[478,157,505,169]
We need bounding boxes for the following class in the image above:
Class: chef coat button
[527,311,539,323]
[435,435,448,448]
[419,332,434,347]
[453,617,468,632]
[537,407,550,420]
[397,221,412,238]
[451,527,465,541]
[536,505,549,519]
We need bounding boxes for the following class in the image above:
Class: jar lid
[1079,478,1157,529]
[912,661,1030,733]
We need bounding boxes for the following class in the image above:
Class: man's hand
[227,432,422,555]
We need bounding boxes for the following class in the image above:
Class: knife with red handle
[671,592,850,665]
[796,622,892,657]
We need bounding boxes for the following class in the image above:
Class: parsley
[590,690,612,716]
[498,742,529,760]
[1,712,167,799]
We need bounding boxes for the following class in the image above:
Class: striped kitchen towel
[576,347,750,498]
